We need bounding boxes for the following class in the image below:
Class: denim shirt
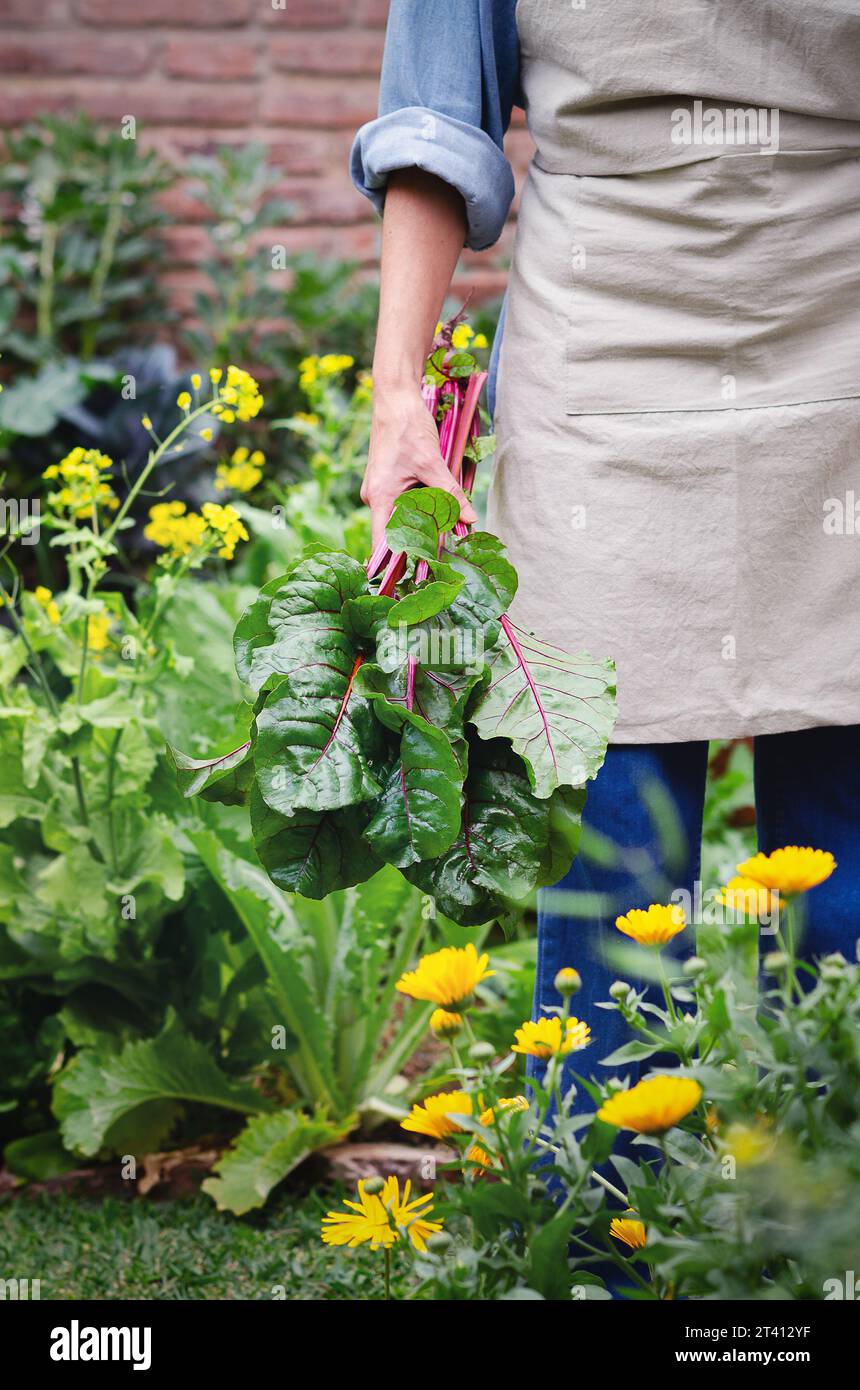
[350,0,522,414]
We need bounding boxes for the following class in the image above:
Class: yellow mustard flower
[43,447,119,519]
[144,501,207,558]
[400,1089,472,1140]
[210,365,263,423]
[597,1075,702,1134]
[396,942,493,1008]
[201,501,250,560]
[718,876,779,916]
[429,1008,463,1039]
[511,1015,591,1058]
[190,373,201,391]
[294,411,319,426]
[473,332,489,349]
[318,353,354,376]
[33,586,60,625]
[141,414,153,430]
[209,367,222,385]
[299,355,319,389]
[86,610,111,652]
[200,427,213,442]
[737,846,836,898]
[321,1176,441,1252]
[615,903,687,947]
[176,391,192,411]
[610,1213,647,1251]
[215,446,264,494]
[451,324,474,349]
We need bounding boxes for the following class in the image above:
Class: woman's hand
[362,381,477,550]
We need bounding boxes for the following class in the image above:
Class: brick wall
[0,0,533,313]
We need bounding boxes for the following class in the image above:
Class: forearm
[372,167,467,392]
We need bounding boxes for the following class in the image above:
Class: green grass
[0,1187,418,1301]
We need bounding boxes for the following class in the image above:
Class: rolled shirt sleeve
[350,0,520,252]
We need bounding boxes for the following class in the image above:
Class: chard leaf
[234,552,368,694]
[361,711,464,869]
[435,530,518,629]
[250,784,381,897]
[387,572,464,627]
[469,620,617,798]
[342,593,396,647]
[404,737,551,925]
[537,785,588,888]
[357,660,485,742]
[168,739,252,803]
[385,487,461,561]
[202,1109,355,1216]
[253,656,384,816]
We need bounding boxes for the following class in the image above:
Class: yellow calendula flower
[86,610,111,652]
[176,391,192,411]
[718,876,779,916]
[396,942,493,1008]
[400,1090,472,1140]
[214,445,264,494]
[201,501,249,560]
[737,846,837,898]
[722,1121,776,1168]
[33,586,61,625]
[144,501,207,558]
[478,1095,529,1127]
[466,1144,495,1170]
[511,1015,591,1058]
[615,903,687,947]
[597,1075,702,1135]
[321,1176,441,1252]
[610,1213,647,1251]
[429,1008,463,1039]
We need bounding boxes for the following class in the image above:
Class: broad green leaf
[536,785,587,888]
[202,1108,355,1215]
[250,783,380,898]
[362,712,464,869]
[388,573,464,626]
[233,552,368,694]
[358,659,485,741]
[3,1130,78,1181]
[470,621,617,798]
[385,487,461,561]
[168,739,252,802]
[53,1011,263,1158]
[341,593,396,646]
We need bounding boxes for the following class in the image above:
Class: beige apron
[489,0,860,742]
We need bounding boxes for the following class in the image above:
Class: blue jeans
[535,726,860,1087]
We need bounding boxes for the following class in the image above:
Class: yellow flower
[201,501,250,560]
[511,1016,591,1058]
[299,354,319,389]
[737,846,836,898]
[217,365,263,422]
[466,1144,495,1170]
[209,367,223,385]
[214,446,264,494]
[43,447,118,518]
[718,876,779,916]
[86,610,111,652]
[722,1121,775,1168]
[294,411,319,426]
[318,353,354,376]
[176,391,191,411]
[144,501,207,558]
[473,332,489,349]
[400,1090,472,1140]
[429,1008,463,1039]
[610,1213,647,1251]
[321,1176,441,1252]
[33,586,60,625]
[451,324,474,349]
[597,1075,702,1134]
[190,373,201,390]
[141,415,153,430]
[615,903,687,947]
[200,427,213,442]
[396,943,493,1008]
[478,1095,529,1127]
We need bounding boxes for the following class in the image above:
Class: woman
[350,0,860,1067]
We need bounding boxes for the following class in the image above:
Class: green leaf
[536,785,587,887]
[202,1108,355,1215]
[250,783,380,898]
[53,1011,264,1158]
[0,361,87,437]
[598,1040,666,1066]
[469,623,617,798]
[388,573,464,626]
[168,739,252,801]
[385,487,461,561]
[361,711,464,868]
[3,1130,78,1181]
[233,552,368,694]
[358,659,484,741]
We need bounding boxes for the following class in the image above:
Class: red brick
[270,31,384,76]
[0,0,68,22]
[0,36,150,76]
[76,0,250,24]
[275,177,370,225]
[354,0,390,25]
[260,78,378,128]
[263,0,352,27]
[0,81,256,127]
[164,39,259,81]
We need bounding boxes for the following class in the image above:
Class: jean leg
[754,725,860,960]
[533,740,709,1089]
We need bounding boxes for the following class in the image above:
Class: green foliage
[202,1110,354,1216]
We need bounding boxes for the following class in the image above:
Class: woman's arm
[362,168,476,548]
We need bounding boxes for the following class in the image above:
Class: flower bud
[763,951,789,973]
[682,955,708,977]
[819,953,847,980]
[469,1040,496,1062]
[362,1176,385,1196]
[609,980,631,1001]
[426,1231,453,1256]
[429,1008,463,1039]
[554,967,582,996]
